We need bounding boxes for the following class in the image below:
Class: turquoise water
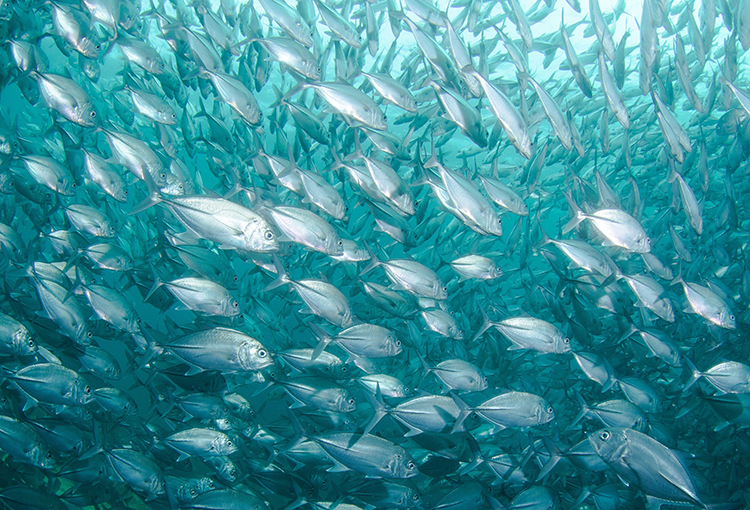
[0,0,748,508]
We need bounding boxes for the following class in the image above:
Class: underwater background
[0,0,749,508]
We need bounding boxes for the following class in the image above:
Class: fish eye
[341,366,348,372]
[600,430,611,441]
[90,111,96,117]
[84,386,91,395]
[87,331,93,338]
[28,339,34,347]
[264,231,274,240]
[230,469,236,477]
[46,451,53,459]
[730,315,736,321]
[227,440,233,446]
[338,240,343,246]
[564,337,570,343]
[348,398,355,405]
[407,461,416,470]
[442,285,447,292]
[257,349,267,358]
[233,275,239,282]
[383,113,388,121]
[232,301,239,308]
[547,405,554,414]
[95,44,101,50]
[316,67,321,74]
[395,340,401,346]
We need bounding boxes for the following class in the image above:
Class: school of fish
[0,0,749,507]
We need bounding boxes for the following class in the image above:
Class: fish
[0,0,746,507]
[589,428,706,508]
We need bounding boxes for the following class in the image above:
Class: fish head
[73,100,99,127]
[588,427,628,463]
[246,223,279,253]
[81,56,100,81]
[398,487,424,509]
[147,473,166,499]
[337,308,354,328]
[633,235,651,253]
[512,196,529,216]
[555,334,572,354]
[387,333,403,356]
[35,445,56,470]
[78,37,102,59]
[720,309,737,329]
[146,56,168,75]
[222,296,241,317]
[212,457,238,482]
[296,24,314,48]
[632,414,647,432]
[518,132,533,160]
[484,213,504,237]
[162,171,190,196]
[74,323,94,346]
[97,220,117,238]
[659,301,675,323]
[56,175,77,197]
[326,234,345,256]
[475,374,489,392]
[395,193,415,216]
[537,401,556,424]
[13,327,36,356]
[450,324,464,340]
[487,264,502,279]
[389,452,419,479]
[433,281,448,301]
[473,121,489,148]
[238,340,273,371]
[336,392,357,413]
[214,435,238,456]
[77,381,95,406]
[303,58,321,80]
[331,198,349,220]
[158,106,179,125]
[107,179,129,202]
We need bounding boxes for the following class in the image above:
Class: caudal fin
[683,357,703,392]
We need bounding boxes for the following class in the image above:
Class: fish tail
[362,386,388,434]
[470,304,494,343]
[359,243,382,275]
[450,392,472,433]
[562,197,586,234]
[264,254,291,291]
[309,324,333,361]
[536,436,563,482]
[683,357,703,392]
[128,164,163,215]
[570,390,590,428]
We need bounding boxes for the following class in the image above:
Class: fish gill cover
[0,0,748,508]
